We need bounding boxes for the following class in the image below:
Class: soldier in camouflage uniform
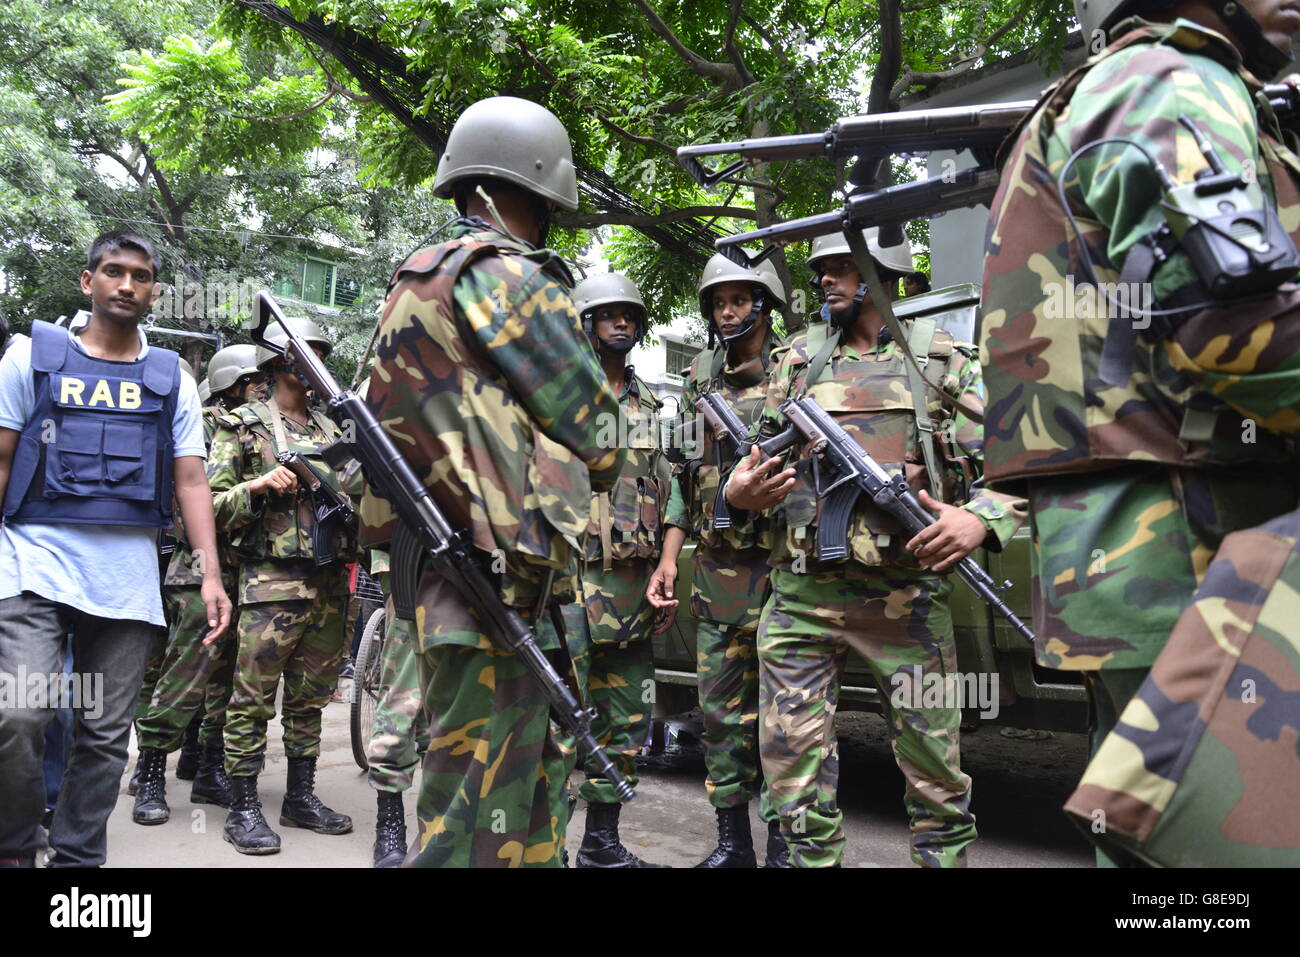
[729,228,1026,868]
[208,319,357,855]
[132,346,268,824]
[980,0,1300,864]
[358,97,624,868]
[365,549,432,868]
[561,272,669,868]
[647,254,786,868]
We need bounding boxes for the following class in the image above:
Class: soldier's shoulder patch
[220,403,264,429]
[634,375,663,409]
[952,341,978,359]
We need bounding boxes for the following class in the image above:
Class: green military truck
[652,284,1087,733]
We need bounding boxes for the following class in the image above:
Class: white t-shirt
[0,318,205,625]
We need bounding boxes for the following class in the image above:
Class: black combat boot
[223,775,281,854]
[190,744,233,808]
[764,819,792,868]
[575,803,668,868]
[280,756,353,834]
[175,718,202,781]
[126,750,146,796]
[694,806,756,868]
[131,747,170,825]
[373,791,407,868]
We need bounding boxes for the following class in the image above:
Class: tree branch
[596,113,675,156]
[740,13,791,69]
[890,7,1030,100]
[553,205,758,228]
[230,86,336,121]
[630,0,736,81]
[724,0,757,86]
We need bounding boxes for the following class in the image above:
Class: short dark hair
[87,230,161,281]
[905,270,930,292]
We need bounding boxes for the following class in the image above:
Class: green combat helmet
[1074,0,1292,79]
[433,96,579,212]
[572,272,647,350]
[807,225,913,275]
[807,226,913,329]
[208,344,262,394]
[177,356,196,381]
[198,378,211,403]
[255,316,332,368]
[697,254,787,347]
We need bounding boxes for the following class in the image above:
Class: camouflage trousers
[565,557,657,804]
[408,642,570,868]
[697,620,775,820]
[758,566,975,868]
[132,632,168,724]
[223,593,348,778]
[136,586,237,752]
[405,571,570,868]
[366,605,430,794]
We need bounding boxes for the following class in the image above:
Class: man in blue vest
[0,230,232,867]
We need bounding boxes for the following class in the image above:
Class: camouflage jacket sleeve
[944,345,1028,549]
[453,254,624,492]
[1046,22,1266,307]
[205,418,263,531]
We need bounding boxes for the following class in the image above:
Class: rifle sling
[845,229,946,498]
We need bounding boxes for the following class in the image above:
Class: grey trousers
[0,592,160,866]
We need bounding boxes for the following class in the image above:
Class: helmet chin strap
[596,336,637,356]
[1210,0,1292,79]
[717,289,767,345]
[822,283,869,330]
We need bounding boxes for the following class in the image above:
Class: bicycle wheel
[350,606,387,771]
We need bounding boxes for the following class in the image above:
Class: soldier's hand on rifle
[725,445,796,511]
[907,490,988,573]
[249,465,298,497]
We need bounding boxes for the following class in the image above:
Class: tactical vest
[357,238,592,597]
[980,21,1296,491]
[4,320,179,528]
[775,322,967,568]
[582,374,666,569]
[682,342,777,551]
[219,399,344,563]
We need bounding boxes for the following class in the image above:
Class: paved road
[97,690,1094,868]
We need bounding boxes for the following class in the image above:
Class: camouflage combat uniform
[663,343,780,821]
[753,322,1025,868]
[563,370,667,805]
[365,552,431,794]
[359,221,623,868]
[207,399,354,778]
[136,402,238,754]
[980,18,1300,832]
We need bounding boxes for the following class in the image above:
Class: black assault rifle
[275,450,357,567]
[679,87,1298,267]
[694,392,800,529]
[250,291,635,803]
[776,396,1037,646]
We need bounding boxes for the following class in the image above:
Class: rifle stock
[250,291,635,803]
